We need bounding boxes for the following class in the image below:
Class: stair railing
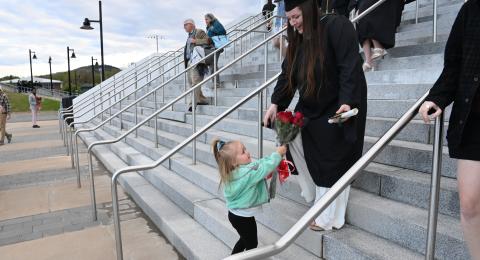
[59,11,264,128]
[58,52,175,146]
[64,12,268,156]
[59,51,180,133]
[61,51,182,156]
[73,15,282,200]
[69,16,276,175]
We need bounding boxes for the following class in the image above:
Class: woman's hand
[277,145,287,156]
[419,101,442,123]
[334,104,352,123]
[263,104,278,128]
[191,38,197,44]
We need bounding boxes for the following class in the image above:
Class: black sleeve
[425,6,465,110]
[330,16,363,108]
[271,59,294,112]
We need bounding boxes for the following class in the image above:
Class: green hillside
[38,65,120,93]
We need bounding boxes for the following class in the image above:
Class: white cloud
[0,0,261,78]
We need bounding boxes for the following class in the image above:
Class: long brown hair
[212,139,237,187]
[285,0,328,99]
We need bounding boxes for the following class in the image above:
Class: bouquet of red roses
[268,110,304,199]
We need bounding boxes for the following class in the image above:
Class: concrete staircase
[74,1,469,259]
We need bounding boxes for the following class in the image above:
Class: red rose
[277,111,294,124]
[292,112,304,127]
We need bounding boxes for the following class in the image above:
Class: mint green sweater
[223,152,282,210]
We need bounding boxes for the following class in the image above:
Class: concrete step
[88,122,323,258]
[365,68,441,85]
[323,225,423,260]
[347,189,468,259]
[99,116,460,219]
[77,130,232,260]
[354,163,459,218]
[110,105,457,179]
[364,136,457,178]
[84,121,462,259]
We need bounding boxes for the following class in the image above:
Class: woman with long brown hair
[263,0,367,231]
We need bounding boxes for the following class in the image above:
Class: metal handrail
[64,12,267,142]
[225,92,444,259]
[109,73,281,260]
[60,52,171,121]
[79,25,284,236]
[58,52,170,141]
[73,15,283,186]
[61,11,264,123]
[109,1,447,259]
[60,52,177,156]
[60,12,266,147]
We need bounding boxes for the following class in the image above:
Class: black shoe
[197,102,209,106]
[188,106,192,112]
[33,125,40,128]
[6,134,12,143]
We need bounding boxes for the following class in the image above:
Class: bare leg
[362,40,373,71]
[371,39,384,50]
[457,159,480,259]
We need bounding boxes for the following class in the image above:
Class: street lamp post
[91,57,99,88]
[48,56,53,93]
[146,34,165,53]
[29,49,37,84]
[67,46,76,96]
[81,0,105,82]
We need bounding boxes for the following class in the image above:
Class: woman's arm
[330,17,363,109]
[425,6,465,110]
[271,59,294,112]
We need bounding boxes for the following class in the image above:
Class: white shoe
[362,62,373,72]
[371,48,387,60]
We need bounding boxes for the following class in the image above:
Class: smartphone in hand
[328,108,359,124]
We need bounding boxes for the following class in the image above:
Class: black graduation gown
[271,15,367,188]
[425,0,480,154]
[356,0,405,49]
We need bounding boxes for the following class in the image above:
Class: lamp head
[32,53,37,59]
[80,18,94,30]
[71,52,76,59]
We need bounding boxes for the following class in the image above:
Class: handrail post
[415,0,419,24]
[192,90,197,164]
[214,51,218,106]
[154,91,159,148]
[75,134,81,188]
[112,174,123,260]
[88,147,98,221]
[425,114,444,259]
[432,0,438,42]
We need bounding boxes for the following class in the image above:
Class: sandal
[309,221,324,232]
[371,48,387,60]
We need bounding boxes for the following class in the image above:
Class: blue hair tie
[216,140,226,151]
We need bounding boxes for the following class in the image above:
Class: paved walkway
[0,113,182,259]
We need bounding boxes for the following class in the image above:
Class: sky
[0,0,264,78]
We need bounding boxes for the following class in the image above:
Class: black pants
[228,211,258,254]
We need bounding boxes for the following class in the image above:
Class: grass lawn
[4,91,60,112]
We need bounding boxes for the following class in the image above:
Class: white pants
[31,106,37,125]
[289,133,350,230]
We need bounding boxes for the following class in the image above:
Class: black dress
[271,15,367,187]
[356,0,404,49]
[426,0,480,161]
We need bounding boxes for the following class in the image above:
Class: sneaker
[33,125,40,128]
[6,134,12,143]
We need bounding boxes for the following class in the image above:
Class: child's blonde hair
[212,139,237,186]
